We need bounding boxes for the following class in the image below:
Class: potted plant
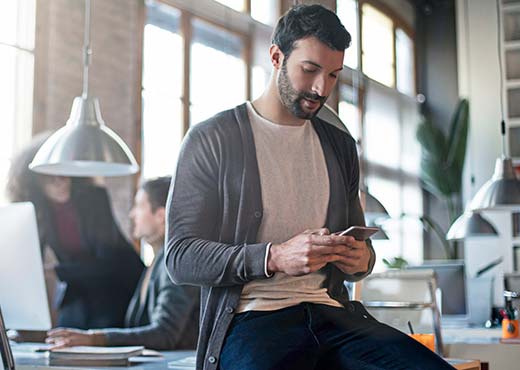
[416,99,469,259]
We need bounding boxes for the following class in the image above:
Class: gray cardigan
[166,103,375,370]
[102,250,199,350]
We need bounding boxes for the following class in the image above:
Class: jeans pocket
[351,301,378,321]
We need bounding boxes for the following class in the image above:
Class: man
[166,4,454,370]
[46,177,199,350]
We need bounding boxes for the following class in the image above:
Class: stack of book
[49,346,144,366]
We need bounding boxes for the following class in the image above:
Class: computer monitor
[0,202,51,330]
[408,261,467,317]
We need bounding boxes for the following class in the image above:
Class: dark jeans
[220,302,455,370]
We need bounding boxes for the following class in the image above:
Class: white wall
[456,0,513,305]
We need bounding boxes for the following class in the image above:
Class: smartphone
[336,226,379,241]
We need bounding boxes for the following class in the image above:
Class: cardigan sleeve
[165,125,269,288]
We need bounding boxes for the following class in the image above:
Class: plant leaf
[447,100,469,194]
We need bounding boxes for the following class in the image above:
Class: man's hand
[331,238,371,275]
[267,228,370,276]
[45,328,106,349]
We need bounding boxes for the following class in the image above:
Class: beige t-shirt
[237,102,342,313]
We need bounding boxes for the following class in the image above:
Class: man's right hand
[266,228,356,276]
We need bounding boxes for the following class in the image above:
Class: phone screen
[337,226,379,241]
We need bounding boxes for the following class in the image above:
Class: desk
[444,327,520,370]
[12,343,480,370]
[12,344,195,370]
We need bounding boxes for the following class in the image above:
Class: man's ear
[269,44,284,70]
[155,207,166,224]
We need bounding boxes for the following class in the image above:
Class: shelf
[509,118,520,126]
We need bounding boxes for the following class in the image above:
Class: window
[361,3,395,88]
[338,83,361,141]
[142,1,249,178]
[396,28,415,95]
[336,0,359,69]
[336,0,421,269]
[214,0,280,26]
[214,0,245,12]
[142,3,184,179]
[364,80,423,270]
[190,18,246,125]
[0,0,36,205]
[251,0,280,26]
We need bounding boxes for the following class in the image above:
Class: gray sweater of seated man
[101,249,199,350]
[237,102,342,313]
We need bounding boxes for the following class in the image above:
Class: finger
[314,234,356,246]
[47,328,65,335]
[309,244,357,256]
[303,228,330,236]
[48,339,70,350]
[46,329,70,338]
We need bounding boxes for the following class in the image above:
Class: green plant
[416,99,469,259]
[382,256,409,269]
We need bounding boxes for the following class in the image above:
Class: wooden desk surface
[447,358,481,370]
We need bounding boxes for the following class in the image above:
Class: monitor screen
[408,261,467,316]
[0,202,51,330]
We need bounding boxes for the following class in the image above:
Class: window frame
[0,0,36,205]
[336,0,422,265]
[359,0,416,94]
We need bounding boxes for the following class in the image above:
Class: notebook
[49,345,144,366]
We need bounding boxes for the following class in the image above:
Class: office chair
[359,269,444,356]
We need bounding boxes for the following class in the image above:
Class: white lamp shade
[29,97,139,177]
[469,157,520,211]
[446,211,499,241]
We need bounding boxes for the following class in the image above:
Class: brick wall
[33,0,144,238]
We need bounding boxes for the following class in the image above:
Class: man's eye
[303,68,317,73]
[330,73,338,79]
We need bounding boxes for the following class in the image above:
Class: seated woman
[7,133,144,329]
[45,177,200,350]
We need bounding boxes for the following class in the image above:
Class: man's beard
[277,61,327,120]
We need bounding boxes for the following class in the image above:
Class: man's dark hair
[141,176,172,212]
[272,4,351,58]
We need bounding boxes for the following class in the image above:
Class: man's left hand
[330,237,371,275]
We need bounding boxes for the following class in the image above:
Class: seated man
[46,177,199,350]
[166,4,455,370]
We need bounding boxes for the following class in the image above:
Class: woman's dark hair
[141,176,172,212]
[6,132,93,242]
[272,4,351,58]
[6,132,50,204]
[6,132,92,204]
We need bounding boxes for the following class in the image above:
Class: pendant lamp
[29,0,139,177]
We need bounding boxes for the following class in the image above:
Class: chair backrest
[360,269,444,356]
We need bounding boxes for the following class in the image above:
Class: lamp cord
[464,0,476,193]
[82,0,92,98]
[496,0,507,157]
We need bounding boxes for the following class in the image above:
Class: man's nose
[312,75,328,98]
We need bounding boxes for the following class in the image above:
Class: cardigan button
[208,356,217,364]
[225,306,234,314]
[254,211,261,218]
